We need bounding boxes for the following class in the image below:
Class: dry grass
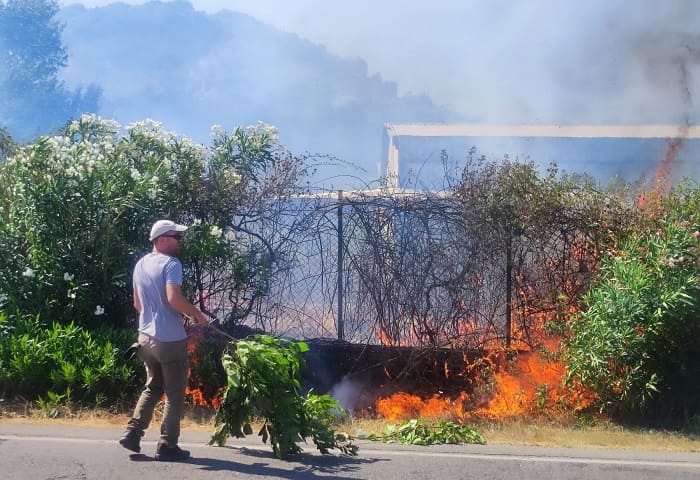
[472,418,700,452]
[0,400,216,432]
[340,415,700,452]
[2,401,699,452]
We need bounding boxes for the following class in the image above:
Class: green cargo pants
[127,333,189,447]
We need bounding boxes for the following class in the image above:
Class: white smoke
[329,375,364,412]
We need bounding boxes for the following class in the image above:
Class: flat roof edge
[384,124,700,139]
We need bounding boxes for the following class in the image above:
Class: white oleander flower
[64,272,74,282]
[22,267,36,278]
[210,225,222,237]
[94,305,105,316]
[210,125,225,137]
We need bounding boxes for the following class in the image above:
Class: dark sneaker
[155,442,190,461]
[118,428,144,453]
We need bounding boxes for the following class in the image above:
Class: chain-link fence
[210,179,602,350]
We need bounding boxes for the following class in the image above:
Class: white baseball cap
[149,219,188,242]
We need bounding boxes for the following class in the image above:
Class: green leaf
[211,335,356,459]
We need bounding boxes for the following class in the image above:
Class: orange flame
[376,391,471,422]
[185,385,222,409]
[638,132,687,210]
[373,338,595,421]
[185,325,224,409]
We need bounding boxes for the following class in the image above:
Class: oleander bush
[0,114,301,330]
[566,182,700,424]
[0,114,312,406]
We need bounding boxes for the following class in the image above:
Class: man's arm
[133,289,142,313]
[165,283,209,326]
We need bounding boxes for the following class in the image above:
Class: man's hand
[193,310,209,327]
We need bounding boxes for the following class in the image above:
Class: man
[119,219,209,461]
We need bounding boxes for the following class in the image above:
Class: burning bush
[372,344,594,423]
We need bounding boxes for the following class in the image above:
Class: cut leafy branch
[209,334,358,459]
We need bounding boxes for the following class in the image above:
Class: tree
[0,0,100,140]
[0,127,14,160]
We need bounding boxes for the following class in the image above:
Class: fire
[372,129,690,422]
[376,327,395,346]
[473,347,577,419]
[185,385,222,409]
[376,391,470,422]
[374,339,595,422]
[638,130,688,210]
[185,325,224,409]
[370,252,592,421]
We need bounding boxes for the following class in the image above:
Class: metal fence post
[505,231,512,349]
[337,189,344,341]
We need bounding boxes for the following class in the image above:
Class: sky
[63,0,700,126]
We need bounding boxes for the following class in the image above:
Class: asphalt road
[1,422,699,479]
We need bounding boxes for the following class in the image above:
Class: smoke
[329,375,364,412]
[209,0,700,184]
[57,2,462,188]
[630,27,700,184]
[55,1,700,185]
[216,1,700,125]
[634,32,700,126]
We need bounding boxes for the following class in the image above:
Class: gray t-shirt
[133,252,186,342]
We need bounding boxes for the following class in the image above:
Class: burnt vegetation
[197,151,685,423]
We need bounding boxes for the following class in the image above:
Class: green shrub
[566,183,700,422]
[0,311,143,405]
[0,115,293,329]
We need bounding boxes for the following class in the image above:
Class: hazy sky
[52,0,700,185]
[62,0,700,126]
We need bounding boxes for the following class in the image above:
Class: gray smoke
[53,1,700,186]
[635,32,700,125]
[330,375,364,412]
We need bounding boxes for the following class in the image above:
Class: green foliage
[210,335,357,459]
[0,115,288,329]
[369,418,485,446]
[0,311,142,405]
[36,388,73,418]
[0,127,15,161]
[566,183,700,421]
[0,115,196,326]
[0,114,312,410]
